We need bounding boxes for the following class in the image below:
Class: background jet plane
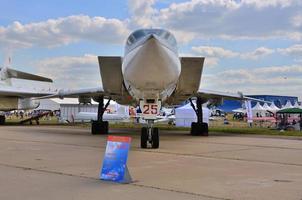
[0,67,54,124]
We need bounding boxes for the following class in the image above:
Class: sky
[0,0,302,99]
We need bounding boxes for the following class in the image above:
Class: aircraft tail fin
[0,67,53,82]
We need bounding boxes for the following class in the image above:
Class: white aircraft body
[39,28,265,149]
[0,67,54,124]
[75,106,130,122]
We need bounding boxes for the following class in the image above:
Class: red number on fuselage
[143,105,150,114]
[143,104,158,115]
[151,105,157,114]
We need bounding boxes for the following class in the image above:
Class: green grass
[209,127,302,137]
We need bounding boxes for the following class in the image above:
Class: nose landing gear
[141,120,159,149]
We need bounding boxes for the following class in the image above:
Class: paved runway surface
[0,126,302,200]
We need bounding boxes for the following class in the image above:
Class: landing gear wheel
[190,122,208,136]
[141,127,148,148]
[190,122,198,136]
[151,127,159,149]
[91,121,109,135]
[0,116,5,125]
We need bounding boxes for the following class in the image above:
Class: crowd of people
[4,110,60,121]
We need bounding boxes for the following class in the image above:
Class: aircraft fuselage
[122,29,181,102]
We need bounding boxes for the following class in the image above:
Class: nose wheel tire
[140,127,159,149]
[151,128,159,149]
[141,127,148,148]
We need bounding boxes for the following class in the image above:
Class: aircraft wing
[35,87,106,99]
[6,68,53,82]
[166,57,268,105]
[197,89,269,103]
[0,86,56,97]
[37,56,133,105]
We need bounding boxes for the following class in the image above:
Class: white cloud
[172,30,197,44]
[201,64,302,98]
[291,14,302,28]
[204,57,219,67]
[33,54,101,89]
[191,45,274,66]
[128,0,157,28]
[137,0,302,42]
[240,47,274,60]
[242,0,298,9]
[192,46,238,58]
[277,44,302,57]
[0,15,129,49]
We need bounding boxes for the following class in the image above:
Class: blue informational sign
[100,135,132,183]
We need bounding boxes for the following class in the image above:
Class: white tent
[282,100,294,109]
[175,103,210,127]
[293,101,300,108]
[262,103,272,111]
[262,103,273,116]
[269,102,280,112]
[252,102,266,117]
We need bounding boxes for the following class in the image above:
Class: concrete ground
[0,126,302,200]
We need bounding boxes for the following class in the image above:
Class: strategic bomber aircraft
[0,28,263,149]
[0,67,54,124]
[44,28,263,149]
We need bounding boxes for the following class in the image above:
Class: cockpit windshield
[126,29,177,47]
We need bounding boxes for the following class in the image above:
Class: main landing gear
[140,120,159,149]
[0,115,5,125]
[189,97,209,136]
[91,96,111,135]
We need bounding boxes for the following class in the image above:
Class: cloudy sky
[1,0,302,99]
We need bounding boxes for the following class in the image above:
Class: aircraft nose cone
[145,33,157,42]
[122,32,181,93]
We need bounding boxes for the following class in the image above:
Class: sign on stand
[100,135,132,183]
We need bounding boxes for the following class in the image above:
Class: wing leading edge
[197,89,270,103]
[0,86,56,98]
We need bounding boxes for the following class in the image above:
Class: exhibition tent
[282,100,294,109]
[277,108,302,131]
[270,102,280,112]
[252,102,266,117]
[262,103,272,111]
[175,103,210,127]
[293,101,301,108]
[277,108,302,114]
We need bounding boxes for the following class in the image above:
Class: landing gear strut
[91,96,111,135]
[141,120,159,149]
[189,97,208,136]
[0,115,5,125]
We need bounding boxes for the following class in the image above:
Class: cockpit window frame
[126,29,177,47]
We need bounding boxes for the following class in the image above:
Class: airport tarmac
[0,126,302,200]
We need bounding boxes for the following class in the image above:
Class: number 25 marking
[143,105,158,114]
